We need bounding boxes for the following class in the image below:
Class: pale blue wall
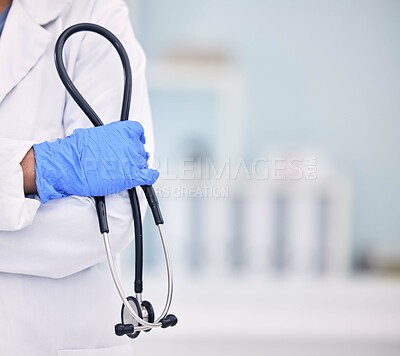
[130,0,400,260]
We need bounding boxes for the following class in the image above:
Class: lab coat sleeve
[0,0,154,278]
[0,138,41,231]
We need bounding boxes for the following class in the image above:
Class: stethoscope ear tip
[115,323,135,336]
[160,314,178,329]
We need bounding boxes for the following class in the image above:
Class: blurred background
[124,0,400,355]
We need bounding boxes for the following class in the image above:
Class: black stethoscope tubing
[54,23,176,336]
[54,23,146,295]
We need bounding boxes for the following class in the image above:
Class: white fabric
[0,0,153,354]
[58,345,135,356]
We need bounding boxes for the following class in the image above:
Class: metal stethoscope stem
[102,224,173,330]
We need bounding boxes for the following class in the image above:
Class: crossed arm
[20,148,36,195]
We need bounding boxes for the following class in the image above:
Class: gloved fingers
[125,156,159,184]
[122,120,146,144]
[74,121,146,145]
[130,148,150,162]
[98,121,144,142]
[126,142,149,162]
[126,151,149,170]
[130,168,160,186]
[107,121,148,158]
[98,129,147,162]
[140,168,160,185]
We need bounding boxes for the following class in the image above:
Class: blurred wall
[127,0,400,267]
[122,2,400,355]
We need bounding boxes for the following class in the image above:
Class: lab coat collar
[0,0,69,103]
[19,0,71,26]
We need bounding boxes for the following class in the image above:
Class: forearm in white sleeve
[0,0,154,278]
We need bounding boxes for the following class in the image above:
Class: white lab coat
[0,0,154,355]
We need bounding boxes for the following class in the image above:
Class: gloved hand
[33,121,159,204]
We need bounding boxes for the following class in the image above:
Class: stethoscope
[54,23,177,338]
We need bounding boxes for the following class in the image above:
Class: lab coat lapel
[0,0,52,103]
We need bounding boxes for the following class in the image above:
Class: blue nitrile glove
[33,121,159,204]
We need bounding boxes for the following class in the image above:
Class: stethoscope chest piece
[118,297,155,338]
[119,297,142,338]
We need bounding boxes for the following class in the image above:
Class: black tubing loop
[55,24,158,314]
[54,23,141,286]
[54,23,133,126]
[54,23,137,237]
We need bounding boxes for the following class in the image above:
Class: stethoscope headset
[54,23,178,338]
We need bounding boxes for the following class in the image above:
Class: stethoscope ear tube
[95,196,109,234]
[54,23,176,335]
[128,187,144,294]
[54,23,132,126]
[142,185,164,225]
